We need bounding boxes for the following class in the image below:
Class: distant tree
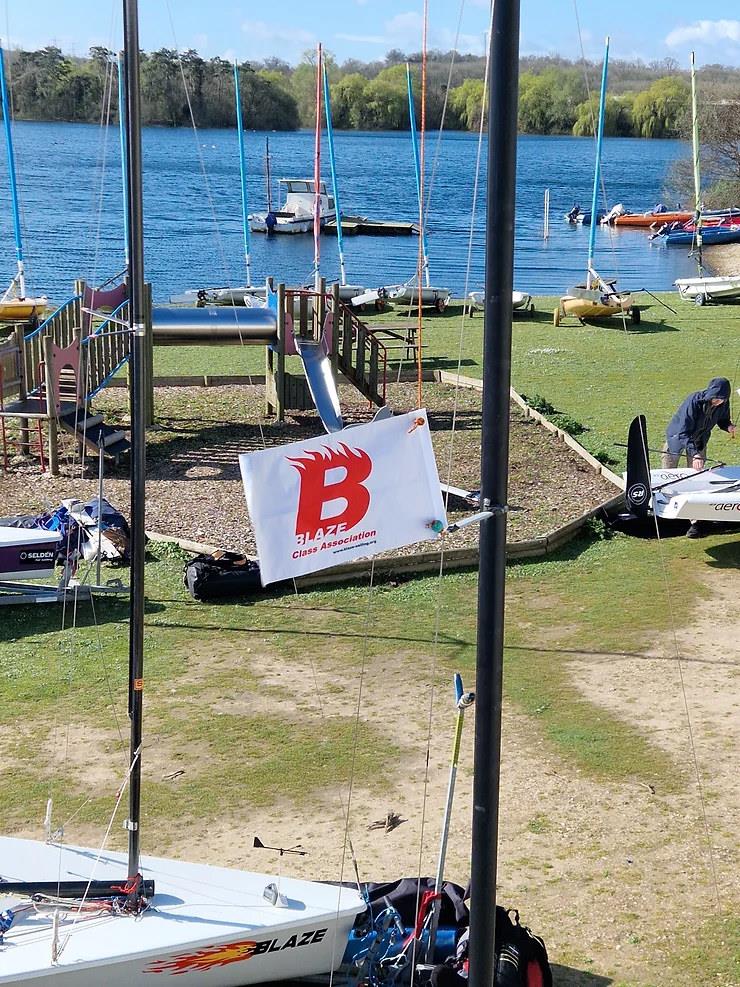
[448,78,485,131]
[631,77,690,137]
[572,93,633,137]
[331,73,368,128]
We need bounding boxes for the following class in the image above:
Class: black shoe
[686,522,703,539]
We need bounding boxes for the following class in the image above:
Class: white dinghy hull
[0,837,365,986]
[650,467,740,522]
[674,274,740,303]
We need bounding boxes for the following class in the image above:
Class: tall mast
[467,0,520,985]
[117,53,130,269]
[265,136,272,213]
[122,0,147,882]
[0,45,27,298]
[313,43,322,292]
[322,61,346,286]
[233,61,252,288]
[586,36,609,290]
[690,51,703,276]
[406,64,430,287]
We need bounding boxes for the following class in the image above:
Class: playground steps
[58,409,130,461]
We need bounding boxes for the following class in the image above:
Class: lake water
[1,123,698,303]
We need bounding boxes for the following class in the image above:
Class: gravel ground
[0,381,618,555]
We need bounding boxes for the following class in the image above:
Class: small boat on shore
[249,178,336,234]
[0,46,47,323]
[674,273,740,304]
[558,38,635,327]
[467,290,534,316]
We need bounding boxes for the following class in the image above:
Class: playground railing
[22,294,82,397]
[82,299,131,400]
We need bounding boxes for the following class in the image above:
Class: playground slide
[295,338,343,434]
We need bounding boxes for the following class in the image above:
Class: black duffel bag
[183,551,264,601]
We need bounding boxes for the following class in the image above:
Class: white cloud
[335,33,387,45]
[240,20,314,47]
[665,19,740,47]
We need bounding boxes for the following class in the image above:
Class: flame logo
[145,937,258,974]
[289,443,372,540]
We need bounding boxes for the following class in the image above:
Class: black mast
[123,0,147,881]
[467,2,521,986]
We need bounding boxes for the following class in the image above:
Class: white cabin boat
[249,179,336,235]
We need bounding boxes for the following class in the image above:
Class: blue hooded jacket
[665,377,733,457]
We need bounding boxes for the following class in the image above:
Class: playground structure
[0,278,391,474]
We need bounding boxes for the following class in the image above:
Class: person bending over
[662,376,736,537]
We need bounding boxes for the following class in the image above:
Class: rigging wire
[636,434,722,910]
[424,0,466,229]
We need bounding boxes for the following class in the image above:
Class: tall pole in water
[467,0,520,985]
[117,53,130,269]
[690,51,703,276]
[586,37,609,289]
[233,61,252,288]
[0,45,27,298]
[313,43,323,293]
[123,0,147,883]
[322,61,346,287]
[406,64,430,287]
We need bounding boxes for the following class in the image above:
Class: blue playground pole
[587,37,609,288]
[322,62,346,286]
[0,45,27,296]
[233,62,252,288]
[117,53,130,268]
[406,64,430,287]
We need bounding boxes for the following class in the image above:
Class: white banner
[239,410,447,584]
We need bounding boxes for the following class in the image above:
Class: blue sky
[3,1,740,69]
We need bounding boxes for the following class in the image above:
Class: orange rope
[416,0,428,410]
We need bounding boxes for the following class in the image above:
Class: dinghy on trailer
[0,46,47,322]
[556,38,636,327]
[620,415,740,532]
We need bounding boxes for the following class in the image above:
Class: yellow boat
[554,285,637,326]
[0,296,47,322]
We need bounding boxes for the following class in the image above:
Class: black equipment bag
[183,551,263,601]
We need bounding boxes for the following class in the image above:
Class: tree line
[2,44,740,142]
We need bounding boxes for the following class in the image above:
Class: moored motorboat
[249,178,336,235]
[604,205,693,228]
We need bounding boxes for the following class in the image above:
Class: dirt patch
[0,381,617,555]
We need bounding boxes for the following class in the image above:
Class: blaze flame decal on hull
[145,928,328,975]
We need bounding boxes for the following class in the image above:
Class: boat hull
[0,837,365,986]
[674,275,740,302]
[649,467,740,523]
[0,527,61,581]
[386,285,450,310]
[612,211,691,227]
[0,297,47,321]
[559,287,633,322]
